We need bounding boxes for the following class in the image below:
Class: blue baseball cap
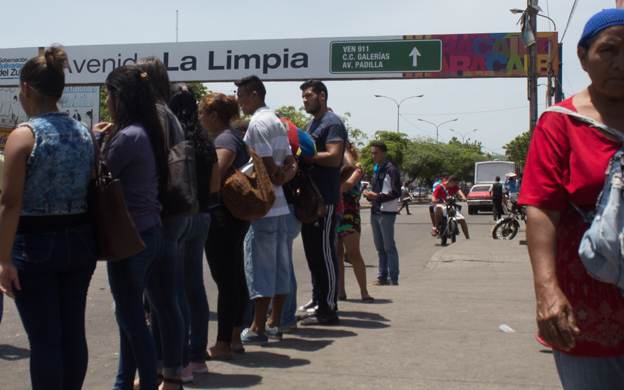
[578,8,624,48]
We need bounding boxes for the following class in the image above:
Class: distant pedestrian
[364,141,402,286]
[489,176,504,221]
[0,45,97,390]
[397,182,412,215]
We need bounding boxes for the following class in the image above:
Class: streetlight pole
[374,94,423,133]
[449,128,478,145]
[417,118,458,142]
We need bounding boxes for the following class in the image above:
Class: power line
[399,116,436,136]
[560,0,580,43]
[563,70,576,95]
[402,106,528,116]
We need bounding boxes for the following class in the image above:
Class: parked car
[410,187,429,198]
[467,184,492,215]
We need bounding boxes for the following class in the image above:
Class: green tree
[503,131,531,168]
[100,86,110,123]
[274,105,311,129]
[187,82,208,103]
[402,138,446,182]
[360,131,411,175]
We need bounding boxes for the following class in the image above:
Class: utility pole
[528,0,538,136]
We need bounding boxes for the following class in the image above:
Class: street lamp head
[510,8,524,14]
[374,94,382,98]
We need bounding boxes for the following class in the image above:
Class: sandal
[338,295,347,301]
[206,348,233,361]
[162,377,184,390]
[362,296,375,303]
[430,228,438,237]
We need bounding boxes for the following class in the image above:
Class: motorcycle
[437,197,460,246]
[492,198,527,240]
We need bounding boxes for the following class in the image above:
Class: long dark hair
[136,57,171,104]
[169,83,216,173]
[104,66,169,190]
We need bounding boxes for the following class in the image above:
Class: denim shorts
[244,215,290,299]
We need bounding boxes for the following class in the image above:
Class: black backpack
[158,106,199,223]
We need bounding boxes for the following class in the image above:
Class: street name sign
[330,40,442,74]
[0,33,558,86]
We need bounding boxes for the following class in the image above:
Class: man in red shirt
[431,175,470,239]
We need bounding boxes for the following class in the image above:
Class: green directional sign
[330,40,442,74]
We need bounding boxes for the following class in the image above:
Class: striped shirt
[244,107,292,218]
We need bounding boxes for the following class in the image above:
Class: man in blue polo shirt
[298,80,347,326]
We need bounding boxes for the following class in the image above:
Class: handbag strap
[544,106,624,144]
[225,129,251,162]
[82,124,104,183]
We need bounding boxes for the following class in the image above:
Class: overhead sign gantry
[0,32,558,86]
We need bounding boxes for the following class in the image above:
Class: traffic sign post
[330,40,442,74]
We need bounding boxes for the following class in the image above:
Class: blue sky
[2,0,615,152]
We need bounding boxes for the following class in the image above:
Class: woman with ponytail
[0,45,97,390]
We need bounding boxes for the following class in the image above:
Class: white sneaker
[298,299,316,312]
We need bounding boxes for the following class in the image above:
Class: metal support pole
[555,45,564,103]
[528,1,538,136]
[396,104,400,133]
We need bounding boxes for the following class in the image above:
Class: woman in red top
[520,9,624,388]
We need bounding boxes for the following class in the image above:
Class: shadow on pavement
[184,372,262,389]
[337,311,390,322]
[337,318,390,329]
[0,344,30,361]
[261,338,333,352]
[225,351,310,369]
[293,328,357,339]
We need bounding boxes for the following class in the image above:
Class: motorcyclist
[431,175,470,239]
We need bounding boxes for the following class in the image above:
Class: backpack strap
[544,106,624,144]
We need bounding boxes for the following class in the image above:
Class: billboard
[0,33,558,86]
[0,86,100,131]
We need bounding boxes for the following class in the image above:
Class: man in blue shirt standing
[298,80,347,326]
[363,142,402,286]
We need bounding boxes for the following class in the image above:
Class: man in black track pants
[298,80,347,326]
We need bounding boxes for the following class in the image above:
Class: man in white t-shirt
[236,76,298,345]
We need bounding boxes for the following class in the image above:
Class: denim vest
[20,112,94,216]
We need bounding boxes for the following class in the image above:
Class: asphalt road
[0,204,560,389]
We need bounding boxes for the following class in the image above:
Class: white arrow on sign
[409,47,421,67]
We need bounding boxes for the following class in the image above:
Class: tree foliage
[187,82,208,103]
[503,131,531,168]
[100,86,110,123]
[274,105,311,129]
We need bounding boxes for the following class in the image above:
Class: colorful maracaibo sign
[402,32,558,78]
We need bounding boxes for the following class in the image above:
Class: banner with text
[0,86,100,130]
[0,33,558,86]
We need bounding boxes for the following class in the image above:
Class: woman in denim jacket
[0,46,97,390]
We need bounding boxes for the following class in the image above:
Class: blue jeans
[370,213,399,283]
[108,225,164,390]
[183,213,210,363]
[151,217,189,375]
[281,204,302,327]
[13,224,97,390]
[244,215,290,299]
[553,350,624,390]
